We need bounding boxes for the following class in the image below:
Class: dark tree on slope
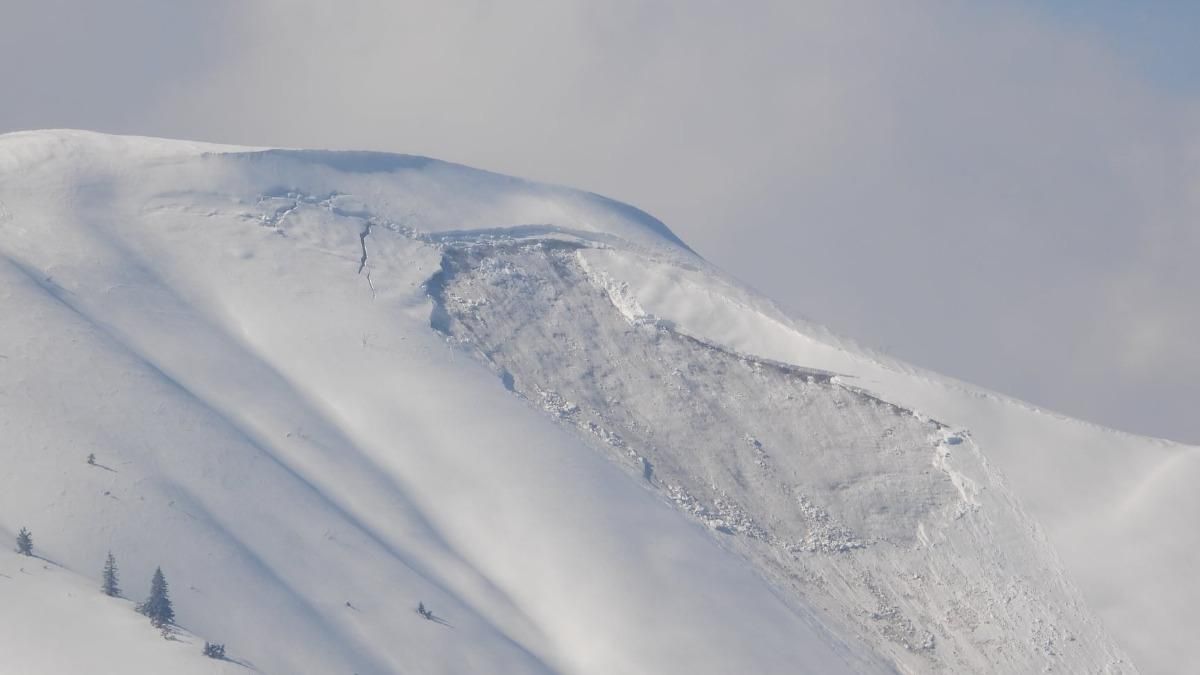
[203,642,226,659]
[15,527,32,556]
[101,552,120,597]
[137,567,175,628]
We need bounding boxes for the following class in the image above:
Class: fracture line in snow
[357,220,373,274]
[358,220,377,299]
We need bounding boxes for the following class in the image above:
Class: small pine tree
[137,567,175,628]
[203,642,226,659]
[101,552,120,597]
[15,527,32,556]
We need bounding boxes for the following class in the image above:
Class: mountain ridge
[1,129,1194,674]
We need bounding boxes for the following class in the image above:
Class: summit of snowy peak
[0,129,694,256]
[0,128,253,167]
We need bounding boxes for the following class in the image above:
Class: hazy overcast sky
[4,1,1198,443]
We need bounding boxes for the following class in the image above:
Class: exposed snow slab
[578,246,1200,675]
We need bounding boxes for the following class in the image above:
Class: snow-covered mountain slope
[577,249,1200,675]
[0,130,1192,674]
[0,130,864,675]
[432,244,1125,674]
[0,550,242,675]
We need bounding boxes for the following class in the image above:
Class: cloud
[7,1,1199,442]
[0,0,236,134]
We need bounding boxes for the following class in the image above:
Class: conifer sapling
[138,566,175,628]
[15,527,32,556]
[102,552,120,597]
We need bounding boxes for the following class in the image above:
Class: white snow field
[0,550,242,675]
[0,130,1193,674]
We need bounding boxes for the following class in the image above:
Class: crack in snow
[357,220,373,274]
[364,268,376,299]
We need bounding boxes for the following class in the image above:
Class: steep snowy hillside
[0,130,865,675]
[577,249,1200,675]
[0,130,1192,674]
[432,244,1123,674]
[0,550,242,674]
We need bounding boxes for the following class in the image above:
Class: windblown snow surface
[0,130,1195,674]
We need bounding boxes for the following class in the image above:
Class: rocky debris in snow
[791,494,866,554]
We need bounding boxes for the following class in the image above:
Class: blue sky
[1025,1,1200,91]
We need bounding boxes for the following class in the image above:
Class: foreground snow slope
[0,550,241,675]
[0,130,1191,673]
